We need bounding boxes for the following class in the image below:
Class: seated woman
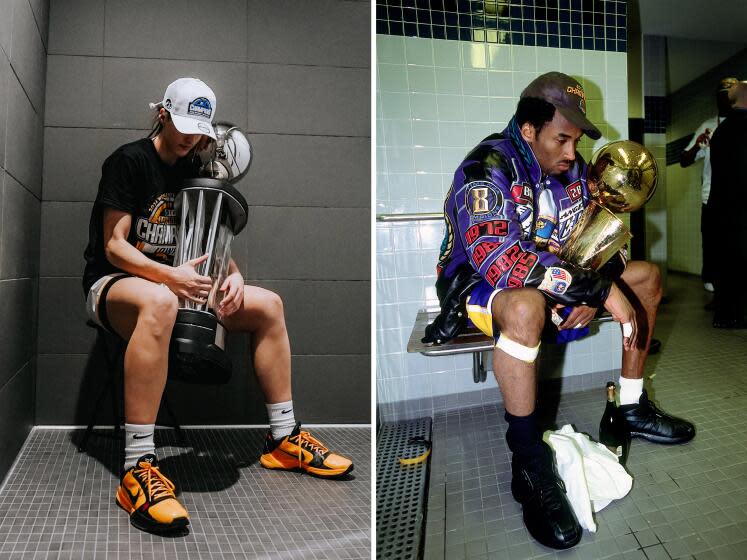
[82,77,353,534]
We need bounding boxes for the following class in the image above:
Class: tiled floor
[0,427,370,560]
[424,272,747,560]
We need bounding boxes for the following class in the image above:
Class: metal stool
[77,320,183,452]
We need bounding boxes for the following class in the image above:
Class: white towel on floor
[543,425,633,532]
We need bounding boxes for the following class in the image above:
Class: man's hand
[696,128,711,148]
[217,271,245,317]
[681,128,711,168]
[557,304,597,330]
[165,254,213,304]
[603,283,637,351]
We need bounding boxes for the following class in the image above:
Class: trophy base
[169,309,231,385]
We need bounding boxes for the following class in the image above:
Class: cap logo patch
[566,85,585,100]
[164,99,173,110]
[188,97,212,118]
[566,84,586,114]
[197,122,212,134]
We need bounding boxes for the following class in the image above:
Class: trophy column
[168,179,248,384]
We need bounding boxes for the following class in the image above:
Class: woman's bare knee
[254,291,285,333]
[224,286,286,333]
[137,287,178,336]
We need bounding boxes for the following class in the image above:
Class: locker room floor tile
[0,427,370,560]
[423,272,747,560]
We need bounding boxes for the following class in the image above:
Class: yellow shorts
[465,280,502,340]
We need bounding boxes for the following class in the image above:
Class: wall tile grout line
[46,51,371,70]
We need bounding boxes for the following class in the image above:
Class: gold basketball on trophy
[588,140,658,212]
[558,141,658,270]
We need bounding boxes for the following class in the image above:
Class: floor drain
[376,417,432,560]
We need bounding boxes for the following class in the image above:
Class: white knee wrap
[495,334,540,363]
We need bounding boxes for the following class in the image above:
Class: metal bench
[377,212,616,384]
[407,308,614,383]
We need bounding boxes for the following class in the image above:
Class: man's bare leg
[616,261,662,380]
[490,288,546,415]
[615,262,695,443]
[490,287,582,549]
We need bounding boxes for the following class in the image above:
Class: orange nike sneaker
[115,454,189,533]
[260,422,353,478]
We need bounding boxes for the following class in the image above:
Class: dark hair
[148,109,170,139]
[515,97,556,136]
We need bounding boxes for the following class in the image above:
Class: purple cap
[520,72,601,140]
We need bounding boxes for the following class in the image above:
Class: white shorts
[85,273,130,333]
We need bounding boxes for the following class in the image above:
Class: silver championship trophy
[168,123,252,384]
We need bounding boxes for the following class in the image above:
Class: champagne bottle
[599,382,630,465]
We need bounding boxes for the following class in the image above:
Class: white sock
[618,376,644,405]
[124,423,156,471]
[266,400,296,440]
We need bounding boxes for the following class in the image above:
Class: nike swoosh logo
[281,409,293,414]
[132,433,153,440]
[128,486,141,503]
[280,446,313,463]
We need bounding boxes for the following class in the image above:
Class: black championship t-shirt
[82,138,201,294]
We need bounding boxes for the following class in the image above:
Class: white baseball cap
[150,77,217,139]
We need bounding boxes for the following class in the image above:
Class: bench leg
[78,376,113,452]
[473,352,487,383]
[111,368,122,439]
[161,390,185,445]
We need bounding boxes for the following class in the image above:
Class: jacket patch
[465,181,502,218]
[539,266,573,295]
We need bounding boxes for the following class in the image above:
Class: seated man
[423,72,694,549]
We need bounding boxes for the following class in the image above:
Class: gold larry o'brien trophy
[558,140,658,270]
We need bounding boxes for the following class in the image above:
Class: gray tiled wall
[0,0,48,482]
[38,0,371,425]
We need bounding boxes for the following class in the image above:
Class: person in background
[680,77,738,304]
[707,80,747,328]
[423,72,695,550]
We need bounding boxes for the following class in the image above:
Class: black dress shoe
[619,390,695,444]
[511,443,582,550]
[648,338,661,355]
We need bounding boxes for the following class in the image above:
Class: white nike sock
[124,423,156,471]
[266,400,296,440]
[618,376,644,405]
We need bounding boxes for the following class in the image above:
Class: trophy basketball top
[197,122,253,184]
[178,121,252,236]
[587,140,658,213]
[558,139,658,271]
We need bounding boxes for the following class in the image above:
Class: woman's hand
[165,254,214,304]
[217,271,245,317]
